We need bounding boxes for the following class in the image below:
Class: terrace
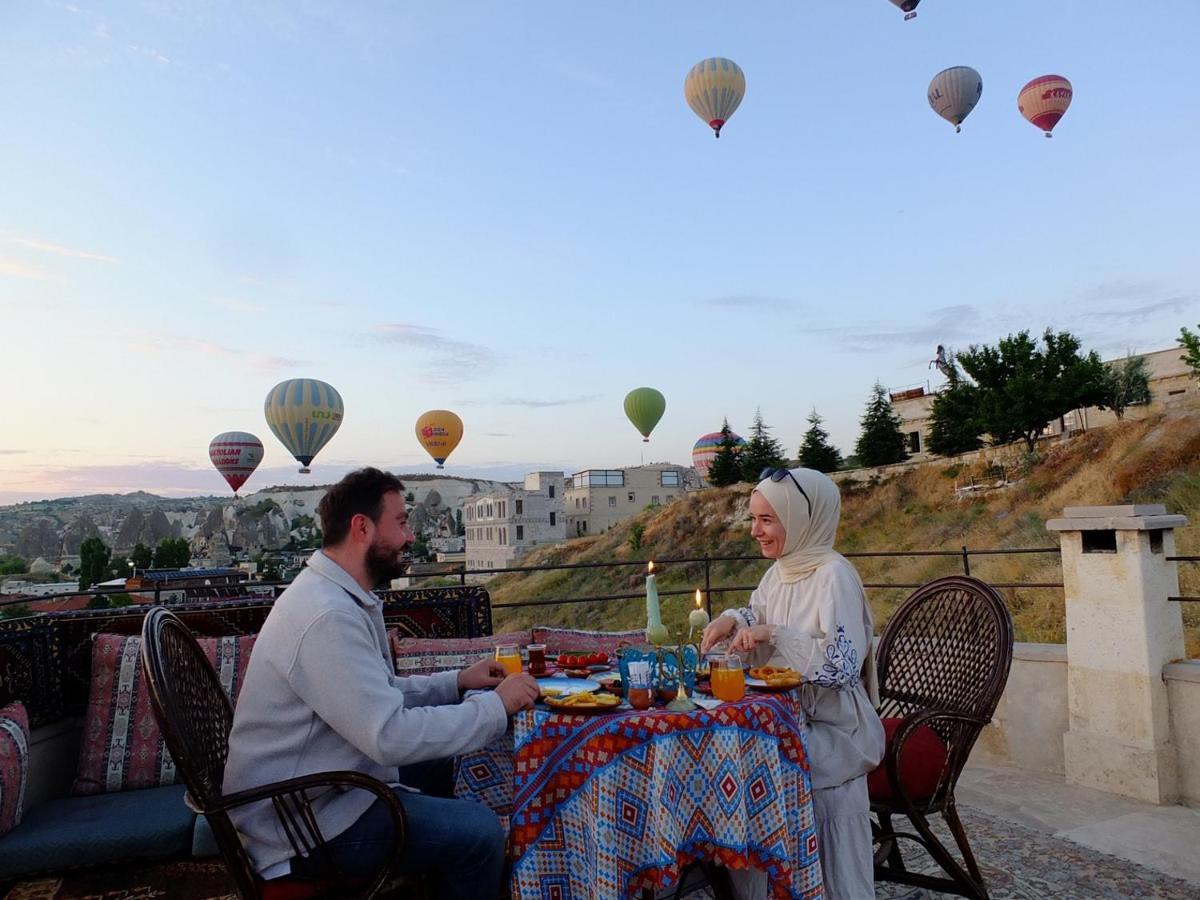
[1,503,1198,898]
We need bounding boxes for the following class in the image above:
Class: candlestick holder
[662,636,700,712]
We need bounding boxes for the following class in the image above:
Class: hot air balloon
[692,430,746,483]
[684,57,745,138]
[415,410,463,469]
[928,66,983,133]
[1018,75,1072,138]
[889,0,920,20]
[208,432,263,496]
[263,378,344,474]
[624,388,666,442]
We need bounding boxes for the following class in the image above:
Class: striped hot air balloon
[208,431,263,496]
[1018,75,1073,138]
[684,57,745,138]
[263,378,344,474]
[928,66,983,133]
[692,430,746,483]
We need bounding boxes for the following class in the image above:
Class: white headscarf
[752,467,844,584]
[754,467,879,703]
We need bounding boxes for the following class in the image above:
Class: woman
[701,467,884,899]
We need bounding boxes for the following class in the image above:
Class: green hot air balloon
[623,388,666,442]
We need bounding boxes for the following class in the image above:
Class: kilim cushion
[0,701,30,837]
[531,626,644,657]
[392,630,532,677]
[867,716,951,805]
[73,632,256,796]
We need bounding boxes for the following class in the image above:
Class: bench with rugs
[0,585,613,884]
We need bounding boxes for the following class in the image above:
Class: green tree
[130,543,153,570]
[107,555,132,580]
[0,556,26,576]
[927,377,984,457]
[152,538,191,568]
[1098,353,1152,420]
[86,594,111,610]
[797,409,843,473]
[739,409,788,483]
[455,509,464,536]
[855,382,908,467]
[706,418,744,487]
[956,329,1107,452]
[0,603,33,619]
[1179,325,1200,378]
[79,537,111,591]
[627,522,645,552]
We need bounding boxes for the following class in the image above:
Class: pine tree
[707,419,744,487]
[855,382,908,467]
[740,408,788,482]
[797,409,843,473]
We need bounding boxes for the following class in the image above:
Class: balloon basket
[1045,132,1053,138]
[298,467,311,474]
[904,11,916,20]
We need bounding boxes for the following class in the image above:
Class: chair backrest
[140,606,260,897]
[876,575,1014,738]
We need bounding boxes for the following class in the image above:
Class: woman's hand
[700,616,737,654]
[730,624,773,655]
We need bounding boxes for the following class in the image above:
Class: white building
[464,471,565,574]
[564,464,689,537]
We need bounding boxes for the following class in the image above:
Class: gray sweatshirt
[223,550,509,875]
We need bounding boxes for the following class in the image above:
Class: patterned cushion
[0,701,30,837]
[391,630,532,676]
[73,633,256,796]
[531,627,644,657]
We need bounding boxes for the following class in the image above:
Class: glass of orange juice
[710,653,745,702]
[495,644,522,676]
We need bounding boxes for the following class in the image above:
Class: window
[549,512,556,526]
[515,499,523,515]
[651,496,660,506]
[660,470,681,487]
[572,470,624,488]
[581,520,587,533]
[628,492,635,503]
[907,431,921,453]
[516,525,524,541]
[498,501,505,518]
[608,496,617,508]
[548,484,555,498]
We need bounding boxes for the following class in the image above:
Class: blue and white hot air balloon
[263,378,344,473]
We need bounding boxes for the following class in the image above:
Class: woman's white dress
[724,557,885,900]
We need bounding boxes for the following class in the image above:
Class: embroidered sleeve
[720,606,757,629]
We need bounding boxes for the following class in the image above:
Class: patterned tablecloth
[455,693,823,900]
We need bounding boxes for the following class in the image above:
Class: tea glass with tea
[526,643,547,676]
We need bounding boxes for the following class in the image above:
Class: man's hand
[700,616,737,654]
[494,673,540,715]
[730,624,773,655]
[458,658,507,693]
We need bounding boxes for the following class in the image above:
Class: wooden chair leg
[944,801,985,889]
[910,806,987,900]
[879,811,906,871]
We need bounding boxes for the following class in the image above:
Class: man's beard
[365,539,409,587]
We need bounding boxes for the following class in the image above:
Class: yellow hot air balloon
[684,57,745,138]
[416,410,463,469]
[263,378,344,474]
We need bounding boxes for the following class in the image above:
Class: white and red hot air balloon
[1018,75,1073,138]
[208,431,264,496]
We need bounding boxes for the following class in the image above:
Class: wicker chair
[139,606,414,899]
[869,576,1014,899]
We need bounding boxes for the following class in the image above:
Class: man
[224,467,540,898]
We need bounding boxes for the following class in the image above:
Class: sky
[2,0,1198,504]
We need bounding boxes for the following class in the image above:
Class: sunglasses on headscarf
[759,467,813,518]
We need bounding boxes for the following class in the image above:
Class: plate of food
[543,690,624,714]
[746,666,802,691]
[536,677,602,699]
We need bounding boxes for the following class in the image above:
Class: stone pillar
[1047,505,1187,804]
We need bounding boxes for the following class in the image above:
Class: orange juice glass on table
[495,644,522,676]
[710,653,745,702]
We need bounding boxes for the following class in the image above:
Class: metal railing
[1166,556,1200,602]
[0,545,1065,617]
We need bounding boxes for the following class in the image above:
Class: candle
[645,561,669,645]
[688,588,710,633]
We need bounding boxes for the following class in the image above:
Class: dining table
[454,689,824,900]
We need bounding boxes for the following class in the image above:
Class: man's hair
[317,467,405,547]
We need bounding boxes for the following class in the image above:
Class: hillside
[491,404,1200,658]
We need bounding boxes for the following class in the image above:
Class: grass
[489,401,1200,658]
